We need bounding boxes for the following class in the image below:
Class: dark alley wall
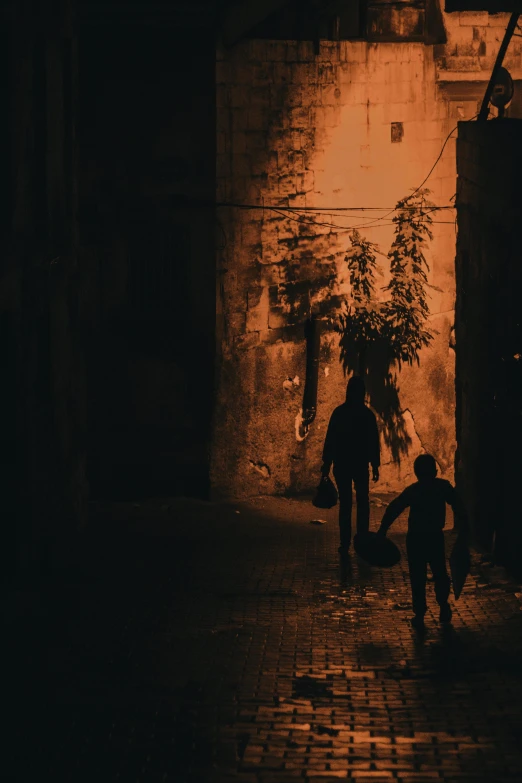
[78,23,216,499]
[456,118,522,570]
[1,2,218,581]
[1,0,89,579]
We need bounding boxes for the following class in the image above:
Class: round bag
[354,532,401,567]
[312,475,338,509]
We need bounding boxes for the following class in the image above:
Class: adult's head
[413,453,437,480]
[346,375,366,406]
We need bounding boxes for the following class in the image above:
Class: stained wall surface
[212,12,522,498]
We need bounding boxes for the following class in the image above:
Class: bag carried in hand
[354,532,401,568]
[312,475,338,509]
[449,535,470,599]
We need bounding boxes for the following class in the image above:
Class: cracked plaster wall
[212,13,522,498]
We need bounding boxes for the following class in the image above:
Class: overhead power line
[217,202,455,212]
[217,114,483,234]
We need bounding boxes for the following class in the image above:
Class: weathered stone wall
[212,13,522,498]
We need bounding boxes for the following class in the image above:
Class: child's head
[414,454,437,480]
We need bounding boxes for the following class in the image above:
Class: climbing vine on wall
[337,189,438,462]
[339,188,436,372]
[337,229,384,374]
[382,189,437,366]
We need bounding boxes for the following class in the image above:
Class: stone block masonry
[212,12,522,499]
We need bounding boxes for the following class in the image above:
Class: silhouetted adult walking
[322,376,380,554]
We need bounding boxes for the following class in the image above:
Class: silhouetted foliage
[337,230,384,374]
[336,190,437,464]
[382,189,437,366]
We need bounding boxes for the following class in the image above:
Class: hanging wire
[409,127,459,199]
[218,202,456,233]
[216,114,487,235]
[267,206,354,231]
[217,201,455,212]
[260,204,455,233]
[269,200,453,232]
[409,112,480,199]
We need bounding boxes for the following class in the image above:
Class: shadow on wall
[338,335,411,465]
[335,191,438,466]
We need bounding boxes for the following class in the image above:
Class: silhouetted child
[322,375,380,554]
[377,453,468,631]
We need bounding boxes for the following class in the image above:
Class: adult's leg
[333,468,352,549]
[406,535,428,617]
[353,465,370,537]
[428,533,451,608]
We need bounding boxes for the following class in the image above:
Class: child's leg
[428,534,451,608]
[406,535,428,617]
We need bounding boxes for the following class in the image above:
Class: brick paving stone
[4,494,522,782]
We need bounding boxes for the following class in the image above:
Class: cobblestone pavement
[5,494,522,782]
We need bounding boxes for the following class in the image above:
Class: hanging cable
[215,115,488,235]
[217,201,455,212]
[409,113,480,199]
[259,204,455,233]
[409,126,459,199]
[216,202,456,233]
